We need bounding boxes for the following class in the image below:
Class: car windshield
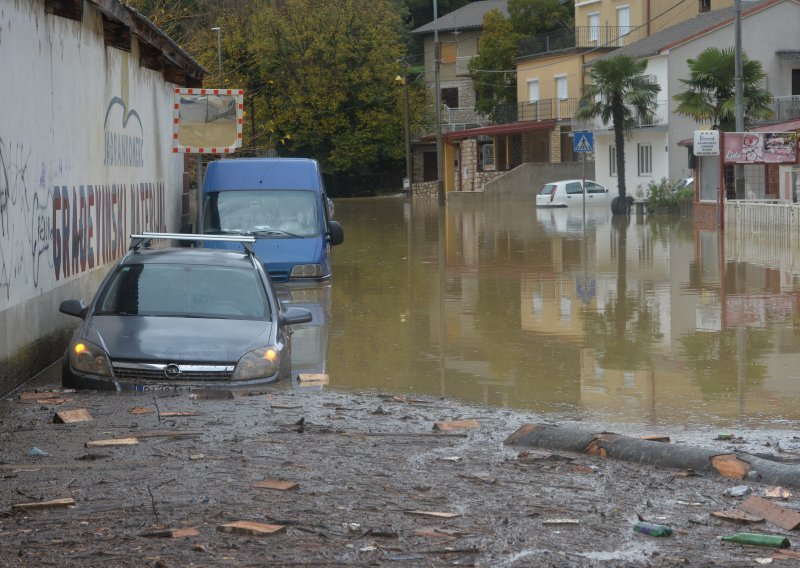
[540,184,556,195]
[95,263,271,320]
[202,189,320,237]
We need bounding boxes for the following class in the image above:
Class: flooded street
[323,196,800,433]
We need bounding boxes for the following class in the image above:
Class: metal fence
[725,200,800,245]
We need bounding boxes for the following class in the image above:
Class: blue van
[196,158,343,283]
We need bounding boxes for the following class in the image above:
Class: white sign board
[693,130,720,156]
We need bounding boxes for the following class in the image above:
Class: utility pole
[433,0,445,206]
[733,0,745,201]
[402,60,413,200]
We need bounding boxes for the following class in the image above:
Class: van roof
[203,158,322,192]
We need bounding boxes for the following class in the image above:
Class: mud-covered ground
[2,375,800,566]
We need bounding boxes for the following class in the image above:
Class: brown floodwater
[291,195,800,433]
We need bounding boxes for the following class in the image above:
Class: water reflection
[326,197,800,431]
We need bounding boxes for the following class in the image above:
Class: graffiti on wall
[0,139,52,301]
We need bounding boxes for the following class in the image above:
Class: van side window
[565,182,583,195]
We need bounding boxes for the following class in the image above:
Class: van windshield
[202,190,320,238]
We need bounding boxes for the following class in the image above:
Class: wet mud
[2,380,800,566]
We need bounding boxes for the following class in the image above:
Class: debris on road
[251,479,299,491]
[740,495,800,530]
[433,419,479,431]
[11,497,75,511]
[217,521,287,536]
[53,408,92,423]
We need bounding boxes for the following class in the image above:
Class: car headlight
[69,340,112,376]
[290,264,323,278]
[233,346,281,380]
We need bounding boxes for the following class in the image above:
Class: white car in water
[536,179,614,208]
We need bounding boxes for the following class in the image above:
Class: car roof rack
[130,232,256,255]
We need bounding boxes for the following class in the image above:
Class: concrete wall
[0,2,190,393]
[483,162,594,200]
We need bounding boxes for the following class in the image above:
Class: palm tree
[673,47,772,132]
[575,55,661,215]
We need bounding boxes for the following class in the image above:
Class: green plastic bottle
[633,521,673,537]
[719,533,790,548]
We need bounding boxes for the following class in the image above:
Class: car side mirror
[283,307,313,326]
[60,299,87,319]
[329,220,344,246]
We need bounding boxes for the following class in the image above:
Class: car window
[96,263,271,320]
[565,182,583,195]
[539,184,556,195]
[586,182,606,194]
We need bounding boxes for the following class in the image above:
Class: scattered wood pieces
[571,465,598,474]
[413,529,458,539]
[189,390,233,400]
[141,527,200,538]
[85,437,139,448]
[216,521,286,536]
[772,550,800,560]
[711,510,765,524]
[404,511,462,519]
[38,398,69,405]
[670,470,701,480]
[640,435,671,443]
[251,479,299,491]
[12,497,75,511]
[542,519,580,525]
[129,406,153,415]
[159,411,195,417]
[270,404,302,410]
[765,487,792,500]
[392,395,431,404]
[53,409,93,424]
[710,454,750,480]
[297,373,330,385]
[433,420,480,432]
[740,496,800,530]
[18,391,62,401]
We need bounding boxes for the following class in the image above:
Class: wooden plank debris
[159,411,195,417]
[129,406,153,415]
[740,496,800,530]
[711,510,765,523]
[141,527,200,538]
[37,398,69,405]
[640,435,671,443]
[270,404,302,410]
[216,521,286,536]
[404,511,462,519]
[85,437,139,448]
[19,391,62,401]
[297,373,329,385]
[412,529,458,539]
[53,409,93,424]
[433,420,480,432]
[251,479,299,491]
[12,498,75,511]
[765,487,793,499]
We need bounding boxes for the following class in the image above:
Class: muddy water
[307,195,800,433]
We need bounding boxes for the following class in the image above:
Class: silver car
[59,233,312,392]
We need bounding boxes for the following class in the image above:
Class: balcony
[491,98,580,124]
[579,100,669,131]
[517,26,647,58]
[770,96,800,122]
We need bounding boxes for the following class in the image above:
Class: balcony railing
[492,98,580,124]
[770,96,800,122]
[585,100,669,130]
[517,26,647,58]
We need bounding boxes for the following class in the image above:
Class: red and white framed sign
[172,88,244,154]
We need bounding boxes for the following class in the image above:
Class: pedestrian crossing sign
[573,131,594,153]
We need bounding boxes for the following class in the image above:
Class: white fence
[725,200,800,245]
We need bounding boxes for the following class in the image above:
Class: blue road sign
[573,131,594,153]
[575,275,596,303]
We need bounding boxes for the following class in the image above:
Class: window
[479,143,494,171]
[586,181,607,194]
[638,143,652,175]
[565,182,583,194]
[440,41,457,64]
[527,79,539,102]
[588,13,599,41]
[440,87,458,108]
[616,6,630,46]
[555,75,568,99]
[699,0,710,11]
[609,145,617,176]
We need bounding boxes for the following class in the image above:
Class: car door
[564,182,583,204]
[584,181,609,202]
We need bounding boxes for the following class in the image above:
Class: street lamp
[211,27,222,86]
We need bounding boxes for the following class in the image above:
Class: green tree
[468,10,518,119]
[255,0,409,177]
[508,0,573,35]
[575,55,661,214]
[673,47,772,131]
